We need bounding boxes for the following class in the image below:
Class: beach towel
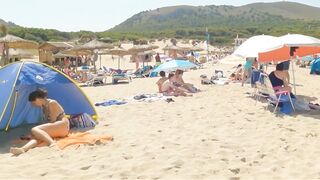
[13,132,113,150]
[57,132,113,149]
[132,93,171,102]
[95,100,127,107]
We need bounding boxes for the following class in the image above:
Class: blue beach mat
[95,100,127,107]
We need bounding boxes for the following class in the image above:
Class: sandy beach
[0,41,320,180]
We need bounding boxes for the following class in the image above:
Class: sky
[0,0,319,32]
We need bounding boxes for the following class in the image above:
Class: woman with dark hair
[10,89,70,155]
[269,63,292,93]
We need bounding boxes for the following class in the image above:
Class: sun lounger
[85,74,107,86]
[112,73,132,84]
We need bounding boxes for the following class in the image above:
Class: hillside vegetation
[1,2,320,45]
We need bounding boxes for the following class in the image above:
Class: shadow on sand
[247,93,320,120]
[0,125,34,154]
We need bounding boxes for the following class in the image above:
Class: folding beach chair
[253,73,295,113]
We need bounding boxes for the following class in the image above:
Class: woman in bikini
[10,89,70,155]
[162,73,189,96]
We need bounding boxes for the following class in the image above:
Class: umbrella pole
[118,56,120,69]
[291,57,297,95]
[99,54,102,69]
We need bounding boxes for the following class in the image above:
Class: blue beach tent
[0,61,97,131]
[310,58,320,75]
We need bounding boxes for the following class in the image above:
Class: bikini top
[42,99,65,122]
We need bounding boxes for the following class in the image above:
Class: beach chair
[112,70,132,84]
[85,73,107,86]
[253,73,295,113]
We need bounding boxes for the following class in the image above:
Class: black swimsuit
[268,71,284,88]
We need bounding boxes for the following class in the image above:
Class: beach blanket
[57,132,113,149]
[212,78,229,85]
[95,100,127,106]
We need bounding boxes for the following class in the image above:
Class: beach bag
[293,99,311,111]
[69,113,97,129]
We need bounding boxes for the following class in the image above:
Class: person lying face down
[10,88,70,156]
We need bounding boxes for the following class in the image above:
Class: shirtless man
[156,71,168,93]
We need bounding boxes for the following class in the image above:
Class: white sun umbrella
[279,34,320,94]
[279,34,320,47]
[233,35,283,58]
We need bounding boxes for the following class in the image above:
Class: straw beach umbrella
[106,47,130,69]
[66,39,113,72]
[128,44,158,53]
[0,34,39,65]
[129,45,158,69]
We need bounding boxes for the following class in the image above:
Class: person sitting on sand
[233,64,243,81]
[10,89,70,155]
[172,69,199,93]
[162,73,190,96]
[156,71,168,93]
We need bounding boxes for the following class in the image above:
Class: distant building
[38,42,74,65]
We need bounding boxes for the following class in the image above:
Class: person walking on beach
[155,53,161,66]
[241,57,254,86]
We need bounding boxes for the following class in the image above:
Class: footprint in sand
[80,165,91,170]
[40,172,48,177]
[229,177,240,180]
[123,155,133,160]
[171,160,184,168]
[240,158,246,163]
[229,168,240,174]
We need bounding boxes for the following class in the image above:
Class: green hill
[1,1,320,45]
[107,2,320,44]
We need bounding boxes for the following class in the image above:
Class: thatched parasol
[0,34,38,49]
[107,47,130,56]
[106,47,130,69]
[137,50,156,56]
[182,46,204,52]
[65,39,113,71]
[72,39,113,51]
[128,44,158,53]
[162,45,182,51]
[0,34,39,65]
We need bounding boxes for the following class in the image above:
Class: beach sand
[0,42,320,179]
